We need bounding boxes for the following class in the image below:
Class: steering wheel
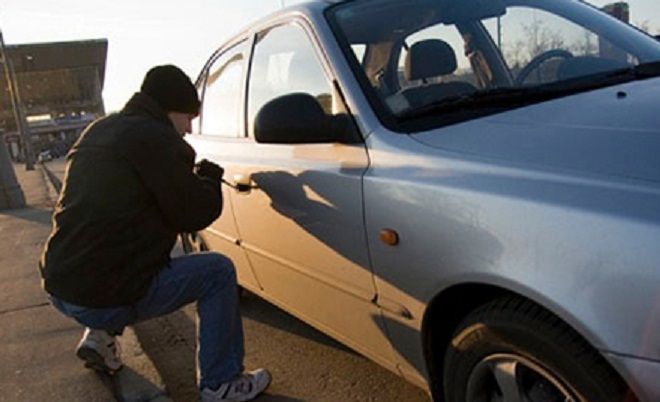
[515,49,574,85]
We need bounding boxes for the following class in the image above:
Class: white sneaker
[201,368,271,402]
[75,328,123,374]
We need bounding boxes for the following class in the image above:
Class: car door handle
[232,173,256,193]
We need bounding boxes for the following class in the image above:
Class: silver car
[183,0,660,400]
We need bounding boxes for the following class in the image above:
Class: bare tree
[523,18,565,59]
[635,20,651,34]
[503,40,526,70]
[570,30,597,56]
[502,18,565,69]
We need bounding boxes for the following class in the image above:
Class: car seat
[401,39,477,108]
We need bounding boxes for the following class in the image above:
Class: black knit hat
[140,65,200,115]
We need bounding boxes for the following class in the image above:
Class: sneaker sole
[203,372,272,402]
[76,346,122,375]
[239,371,272,402]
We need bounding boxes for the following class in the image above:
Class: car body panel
[412,78,660,184]
[606,352,660,402]
[188,133,401,370]
[186,135,263,291]
[363,125,660,381]
[226,140,400,364]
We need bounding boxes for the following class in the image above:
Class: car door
[186,39,261,291]
[227,21,397,364]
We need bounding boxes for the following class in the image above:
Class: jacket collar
[122,92,174,128]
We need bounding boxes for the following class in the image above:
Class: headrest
[405,39,457,81]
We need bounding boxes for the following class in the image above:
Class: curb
[38,162,61,205]
[39,161,174,402]
[40,162,62,193]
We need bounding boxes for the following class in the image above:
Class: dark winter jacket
[39,93,222,307]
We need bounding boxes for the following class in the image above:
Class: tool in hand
[221,178,252,192]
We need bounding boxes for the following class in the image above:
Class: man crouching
[39,65,270,402]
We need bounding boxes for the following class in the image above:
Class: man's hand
[194,159,224,182]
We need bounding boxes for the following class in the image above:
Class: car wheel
[443,296,630,402]
[180,232,208,254]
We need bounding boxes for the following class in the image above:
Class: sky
[0,0,304,112]
[1,0,659,112]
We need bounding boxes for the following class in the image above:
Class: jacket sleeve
[126,132,223,233]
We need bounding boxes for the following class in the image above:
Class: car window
[329,0,660,129]
[200,41,247,137]
[247,23,337,138]
[483,6,634,85]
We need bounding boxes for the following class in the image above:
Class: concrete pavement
[0,161,171,402]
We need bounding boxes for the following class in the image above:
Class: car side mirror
[254,93,347,144]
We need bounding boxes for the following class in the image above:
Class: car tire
[443,296,631,402]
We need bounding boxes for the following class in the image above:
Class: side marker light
[379,229,399,246]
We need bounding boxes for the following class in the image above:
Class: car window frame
[245,17,364,144]
[200,40,250,138]
[194,37,252,140]
[325,4,405,132]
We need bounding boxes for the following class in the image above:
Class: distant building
[0,39,107,161]
[601,3,631,63]
[602,2,630,23]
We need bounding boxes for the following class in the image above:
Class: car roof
[195,1,339,85]
[207,1,334,52]
[247,0,367,33]
[266,0,444,44]
[252,1,331,28]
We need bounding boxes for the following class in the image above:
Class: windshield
[328,0,660,128]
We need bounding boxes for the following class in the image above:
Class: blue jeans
[49,252,244,390]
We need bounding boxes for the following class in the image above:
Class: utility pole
[0,29,35,171]
[497,16,502,50]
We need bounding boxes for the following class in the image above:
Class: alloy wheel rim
[465,353,580,402]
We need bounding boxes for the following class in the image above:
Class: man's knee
[201,252,236,283]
